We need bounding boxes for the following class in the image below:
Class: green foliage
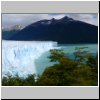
[37,48,98,86]
[2,74,36,86]
[49,49,66,62]
[86,54,97,68]
[74,47,90,63]
[2,47,98,86]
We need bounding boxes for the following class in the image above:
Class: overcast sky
[2,14,98,28]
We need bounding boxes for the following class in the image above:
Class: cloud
[67,14,98,26]
[49,14,98,26]
[2,14,50,28]
[2,14,98,28]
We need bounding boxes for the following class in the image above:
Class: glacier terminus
[2,40,58,78]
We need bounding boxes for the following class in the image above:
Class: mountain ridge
[3,16,98,44]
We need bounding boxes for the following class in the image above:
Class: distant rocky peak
[51,18,56,21]
[60,16,74,21]
[11,25,23,31]
[2,25,24,31]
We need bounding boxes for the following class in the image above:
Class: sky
[2,14,98,28]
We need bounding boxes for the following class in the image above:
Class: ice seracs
[2,40,58,78]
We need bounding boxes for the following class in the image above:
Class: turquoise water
[58,44,98,54]
[36,44,98,75]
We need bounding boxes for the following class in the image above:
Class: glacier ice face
[2,40,58,78]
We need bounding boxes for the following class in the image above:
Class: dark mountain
[2,25,23,40]
[9,16,98,44]
[2,30,19,40]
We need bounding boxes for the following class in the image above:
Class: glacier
[2,40,98,78]
[2,40,58,78]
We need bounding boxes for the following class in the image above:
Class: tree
[2,74,36,86]
[37,48,98,86]
[74,47,89,63]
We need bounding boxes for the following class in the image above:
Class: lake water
[2,40,98,78]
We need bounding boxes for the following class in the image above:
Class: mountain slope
[2,25,23,40]
[2,31,19,40]
[9,16,98,44]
